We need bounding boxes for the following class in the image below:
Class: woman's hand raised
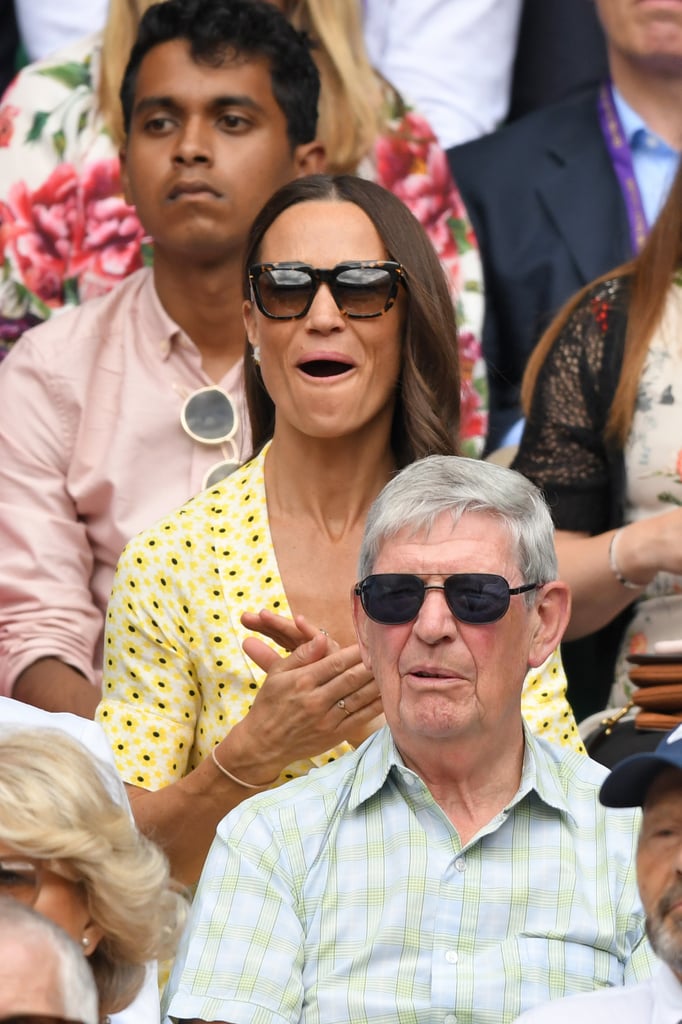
[240,608,340,654]
[223,613,384,781]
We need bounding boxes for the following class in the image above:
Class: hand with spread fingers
[232,628,384,769]
[240,609,340,654]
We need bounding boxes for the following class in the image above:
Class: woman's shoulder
[1,31,102,117]
[0,31,106,176]
[579,274,631,311]
[369,93,463,199]
[118,451,268,563]
[546,274,630,365]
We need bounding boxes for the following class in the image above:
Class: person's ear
[242,298,257,339]
[292,140,326,177]
[351,585,373,671]
[119,144,133,205]
[527,581,571,669]
[244,292,265,345]
[243,300,262,367]
[81,919,105,957]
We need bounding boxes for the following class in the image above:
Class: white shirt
[0,697,161,1024]
[514,962,682,1024]
[14,0,108,61]
[362,0,524,148]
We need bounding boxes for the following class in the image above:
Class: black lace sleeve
[512,278,628,534]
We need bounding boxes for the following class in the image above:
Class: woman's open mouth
[298,358,354,378]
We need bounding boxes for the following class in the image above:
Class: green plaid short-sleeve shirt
[165,727,654,1024]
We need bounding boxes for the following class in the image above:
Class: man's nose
[173,119,213,164]
[412,587,458,643]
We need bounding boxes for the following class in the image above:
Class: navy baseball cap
[599,724,682,807]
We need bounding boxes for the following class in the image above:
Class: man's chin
[396,701,479,743]
[647,915,682,974]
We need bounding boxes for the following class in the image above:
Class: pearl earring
[81,936,90,948]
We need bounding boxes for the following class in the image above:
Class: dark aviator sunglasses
[354,573,540,626]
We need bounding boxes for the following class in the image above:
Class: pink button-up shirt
[0,267,250,694]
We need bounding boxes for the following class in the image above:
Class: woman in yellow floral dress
[97,174,581,885]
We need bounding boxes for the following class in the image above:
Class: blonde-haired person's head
[282,0,386,173]
[99,0,159,147]
[0,728,186,1017]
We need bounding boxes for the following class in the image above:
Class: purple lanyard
[597,82,648,254]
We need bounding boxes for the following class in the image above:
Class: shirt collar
[347,723,577,825]
[611,84,648,145]
[515,725,578,825]
[611,84,675,154]
[347,726,395,811]
[139,268,194,362]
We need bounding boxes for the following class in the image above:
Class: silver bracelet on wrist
[608,528,644,590]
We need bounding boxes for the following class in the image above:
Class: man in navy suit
[448,0,682,452]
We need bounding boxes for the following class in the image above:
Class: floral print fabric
[368,107,486,453]
[613,280,682,705]
[0,35,148,343]
[0,34,487,452]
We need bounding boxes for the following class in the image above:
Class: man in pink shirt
[0,0,324,717]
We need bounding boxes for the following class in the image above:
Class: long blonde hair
[98,0,158,147]
[283,0,387,172]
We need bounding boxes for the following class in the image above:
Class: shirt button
[444,1014,457,1024]
[403,773,417,786]
[644,134,658,149]
[445,950,458,964]
[454,857,466,872]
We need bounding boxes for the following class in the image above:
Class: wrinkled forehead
[643,764,682,813]
[369,510,518,573]
[0,938,63,1015]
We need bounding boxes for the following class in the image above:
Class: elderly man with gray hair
[164,455,655,1024]
[0,900,98,1024]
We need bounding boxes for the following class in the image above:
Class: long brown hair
[523,156,682,446]
[242,174,461,468]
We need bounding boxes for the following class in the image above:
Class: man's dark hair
[120,0,319,147]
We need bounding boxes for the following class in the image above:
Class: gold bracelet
[608,528,644,590]
[210,746,271,790]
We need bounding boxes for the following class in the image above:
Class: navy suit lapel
[535,95,632,284]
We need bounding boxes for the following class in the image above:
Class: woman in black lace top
[512,157,682,721]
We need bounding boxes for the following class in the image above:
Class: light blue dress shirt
[612,86,679,228]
